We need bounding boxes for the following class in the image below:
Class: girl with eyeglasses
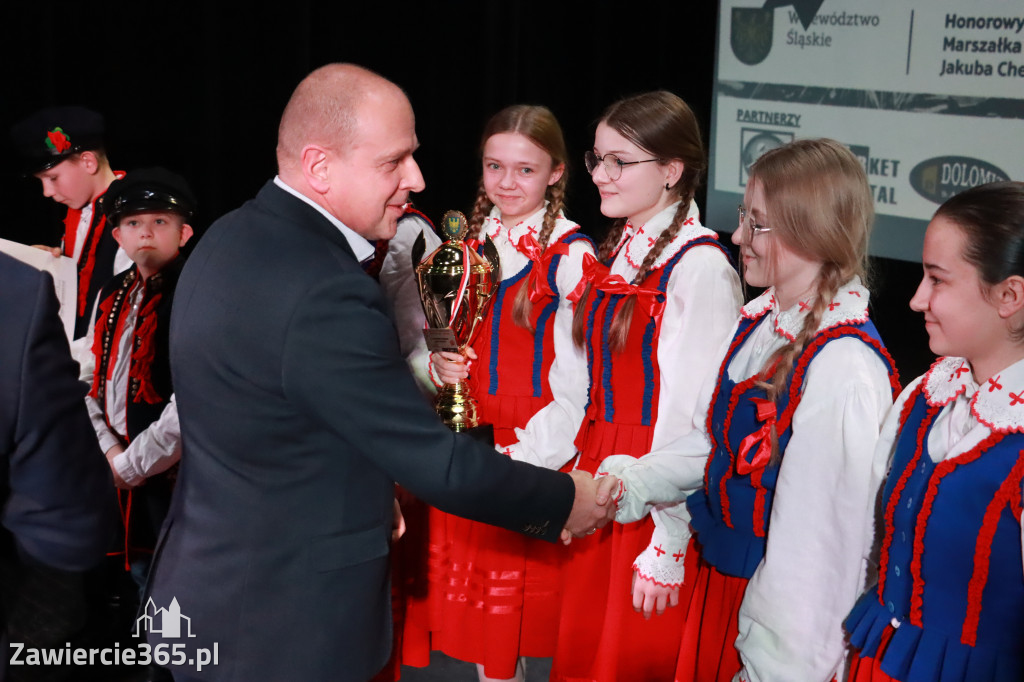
[398,105,595,682]
[599,138,899,681]
[845,182,1024,682]
[502,90,742,681]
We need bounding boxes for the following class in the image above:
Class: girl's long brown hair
[469,105,569,331]
[572,91,706,352]
[745,138,874,464]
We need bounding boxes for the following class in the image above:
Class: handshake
[560,471,621,545]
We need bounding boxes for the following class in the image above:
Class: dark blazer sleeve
[0,257,115,570]
[280,263,575,541]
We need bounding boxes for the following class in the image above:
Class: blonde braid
[467,182,493,238]
[758,262,844,465]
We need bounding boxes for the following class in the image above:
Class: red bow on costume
[568,252,666,323]
[516,233,570,303]
[736,396,776,475]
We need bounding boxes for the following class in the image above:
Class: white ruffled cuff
[632,521,690,588]
[599,454,680,524]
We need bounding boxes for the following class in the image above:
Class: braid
[512,182,568,330]
[597,218,628,261]
[633,202,687,285]
[537,181,565,249]
[467,182,493,237]
[606,202,689,353]
[758,262,844,465]
[572,218,628,347]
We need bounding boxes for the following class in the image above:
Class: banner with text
[708,0,1024,262]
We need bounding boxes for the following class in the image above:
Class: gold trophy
[412,210,499,433]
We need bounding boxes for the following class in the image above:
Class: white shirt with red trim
[873,355,1024,584]
[69,202,132,275]
[508,200,741,477]
[602,279,895,682]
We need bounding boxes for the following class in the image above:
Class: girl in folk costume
[406,105,595,682]
[600,138,900,682]
[515,91,743,682]
[846,182,1024,682]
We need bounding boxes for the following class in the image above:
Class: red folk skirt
[549,419,687,682]
[674,539,747,682]
[386,391,566,680]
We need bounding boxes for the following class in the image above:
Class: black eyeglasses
[584,151,660,181]
[737,204,771,237]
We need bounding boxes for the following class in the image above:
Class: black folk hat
[101,167,197,226]
[10,106,106,173]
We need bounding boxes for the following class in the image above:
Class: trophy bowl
[413,211,499,432]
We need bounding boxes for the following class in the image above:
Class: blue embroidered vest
[688,314,895,579]
[846,382,1024,682]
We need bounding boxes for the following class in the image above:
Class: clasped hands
[432,351,619,544]
[561,470,619,545]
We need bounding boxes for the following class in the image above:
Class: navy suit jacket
[149,182,575,681]
[0,252,113,571]
[0,253,114,674]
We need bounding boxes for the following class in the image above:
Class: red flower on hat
[45,127,72,153]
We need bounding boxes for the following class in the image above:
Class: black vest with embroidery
[91,257,181,442]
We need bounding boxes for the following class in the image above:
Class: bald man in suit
[147,64,615,682]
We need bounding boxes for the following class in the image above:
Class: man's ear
[300,144,331,195]
[111,225,124,248]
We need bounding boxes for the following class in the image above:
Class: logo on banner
[739,129,793,186]
[909,156,1009,204]
[731,7,775,65]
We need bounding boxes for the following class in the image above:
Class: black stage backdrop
[0,0,931,380]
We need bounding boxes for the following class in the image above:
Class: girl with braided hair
[599,138,900,681]
[504,90,742,682]
[408,104,595,682]
[845,182,1024,682]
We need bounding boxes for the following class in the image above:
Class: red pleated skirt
[549,419,688,682]
[382,392,565,680]
[674,542,747,682]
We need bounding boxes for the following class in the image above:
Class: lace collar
[923,355,1024,434]
[612,200,717,270]
[481,203,576,247]
[740,278,871,342]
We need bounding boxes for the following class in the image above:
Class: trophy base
[435,382,483,434]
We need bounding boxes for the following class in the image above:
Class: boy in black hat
[10,105,131,342]
[78,167,195,590]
